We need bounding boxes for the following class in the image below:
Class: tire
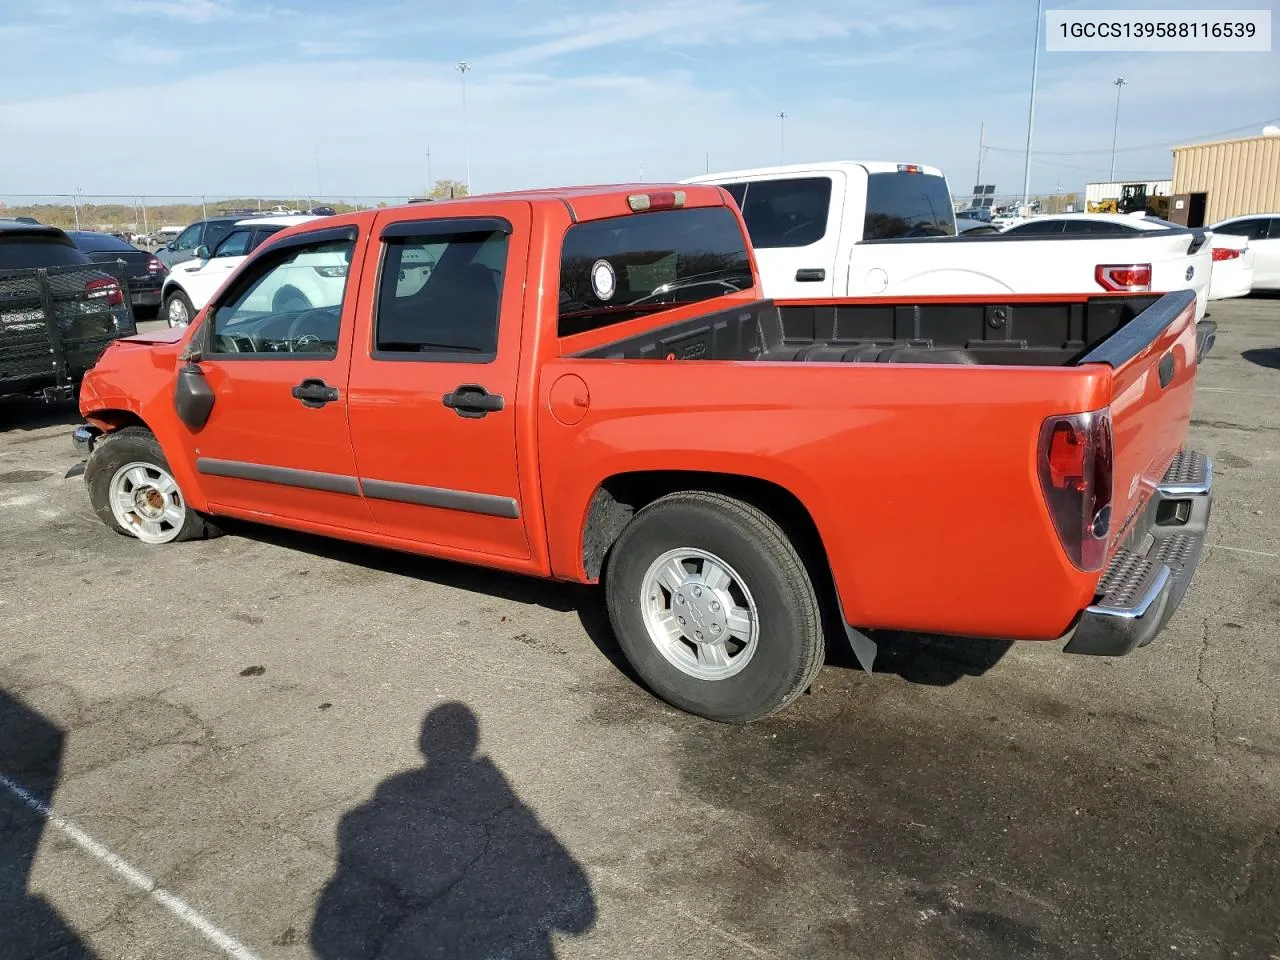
[272,286,311,313]
[164,289,195,328]
[605,491,825,723]
[85,426,221,544]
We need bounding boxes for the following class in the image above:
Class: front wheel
[85,426,220,544]
[605,491,825,723]
[164,289,195,328]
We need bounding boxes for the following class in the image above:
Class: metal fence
[952,193,1084,216]
[0,195,413,234]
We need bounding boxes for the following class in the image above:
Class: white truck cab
[684,161,1211,319]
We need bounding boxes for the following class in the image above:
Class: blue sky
[0,0,1276,200]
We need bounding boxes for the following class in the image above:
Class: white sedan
[1209,214,1280,291]
[1000,212,1254,301]
[161,215,319,327]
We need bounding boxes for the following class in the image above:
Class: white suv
[161,215,319,327]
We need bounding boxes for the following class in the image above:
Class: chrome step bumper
[1064,451,1212,656]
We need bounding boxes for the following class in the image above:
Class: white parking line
[0,772,264,960]
[1213,544,1280,560]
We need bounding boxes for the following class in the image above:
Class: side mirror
[166,240,177,250]
[194,245,211,260]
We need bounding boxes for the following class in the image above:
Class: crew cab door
[720,174,843,298]
[344,206,532,561]
[174,225,375,532]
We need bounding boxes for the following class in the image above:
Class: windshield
[558,206,754,337]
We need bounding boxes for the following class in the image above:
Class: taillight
[897,164,923,174]
[627,191,686,212]
[1211,247,1241,262]
[85,276,124,308]
[147,256,166,274]
[1095,263,1151,292]
[1038,409,1113,571]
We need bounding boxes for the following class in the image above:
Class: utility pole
[73,189,81,231]
[777,112,787,164]
[975,121,985,188]
[140,196,149,235]
[201,195,207,220]
[1109,77,1128,182]
[705,152,710,174]
[1021,0,1044,209]
[456,61,472,194]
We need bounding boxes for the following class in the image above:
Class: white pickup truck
[682,162,1211,319]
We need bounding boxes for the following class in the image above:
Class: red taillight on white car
[84,277,124,308]
[1211,246,1241,262]
[1095,263,1152,292]
[1038,409,1114,572]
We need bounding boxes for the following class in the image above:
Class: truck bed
[573,292,1206,368]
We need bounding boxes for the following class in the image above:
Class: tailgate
[0,264,136,388]
[1078,289,1199,550]
[1145,229,1211,321]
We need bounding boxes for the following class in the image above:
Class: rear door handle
[795,268,826,282]
[291,378,340,408]
[443,384,504,419]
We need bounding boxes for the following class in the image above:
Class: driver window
[209,237,355,357]
[174,225,201,250]
[213,230,252,258]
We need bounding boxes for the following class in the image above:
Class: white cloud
[108,0,231,23]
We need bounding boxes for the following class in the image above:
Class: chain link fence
[0,195,413,235]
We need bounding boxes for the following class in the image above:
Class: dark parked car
[154,215,244,269]
[0,220,135,402]
[68,231,166,317]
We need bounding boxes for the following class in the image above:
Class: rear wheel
[605,491,825,723]
[164,289,194,328]
[86,426,220,543]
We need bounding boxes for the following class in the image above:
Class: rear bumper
[1064,450,1212,656]
[131,289,162,307]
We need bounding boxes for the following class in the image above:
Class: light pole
[456,61,472,194]
[73,188,82,230]
[777,112,787,164]
[1109,77,1127,182]
[1021,0,1044,210]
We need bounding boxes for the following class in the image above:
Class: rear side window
[1214,218,1270,240]
[558,206,753,337]
[374,224,508,361]
[0,235,90,269]
[723,177,832,249]
[250,226,283,251]
[863,172,956,240]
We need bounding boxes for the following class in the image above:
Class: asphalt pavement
[1,298,1278,960]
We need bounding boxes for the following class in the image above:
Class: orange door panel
[176,225,376,533]
[346,206,532,560]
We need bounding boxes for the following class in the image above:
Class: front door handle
[291,378,340,408]
[442,384,504,419]
[795,268,826,282]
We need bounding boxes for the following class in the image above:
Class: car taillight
[147,256,166,274]
[1038,409,1113,572]
[1095,263,1151,292]
[85,276,124,308]
[1211,247,1241,262]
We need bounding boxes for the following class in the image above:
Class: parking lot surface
[2,299,1278,960]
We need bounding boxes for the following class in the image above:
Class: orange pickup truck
[72,183,1215,723]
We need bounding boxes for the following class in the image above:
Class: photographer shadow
[310,702,596,960]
